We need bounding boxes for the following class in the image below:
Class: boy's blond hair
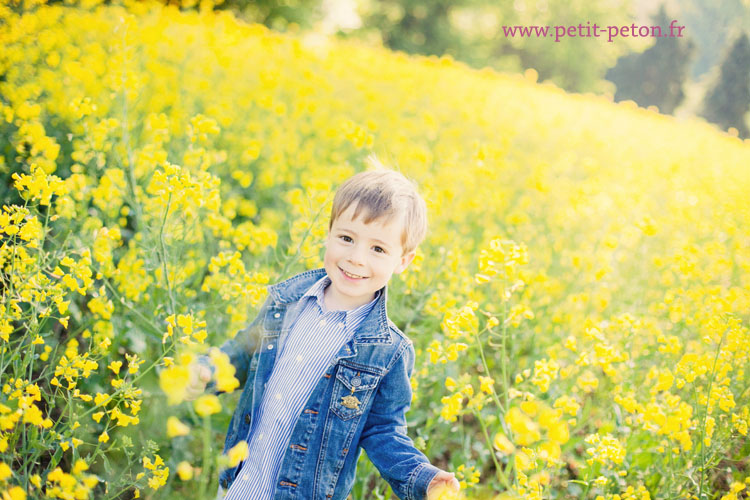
[329,157,428,256]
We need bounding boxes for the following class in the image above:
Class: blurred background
[192,0,750,139]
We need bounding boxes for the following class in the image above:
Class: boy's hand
[426,470,460,499]
[184,363,212,401]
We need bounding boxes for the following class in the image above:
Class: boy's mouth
[340,267,367,280]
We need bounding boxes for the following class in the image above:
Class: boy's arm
[359,339,441,500]
[198,296,271,394]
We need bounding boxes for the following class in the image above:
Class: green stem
[697,325,727,499]
[99,272,164,339]
[159,192,177,317]
[199,414,213,499]
[474,327,505,414]
[475,410,511,490]
[501,281,509,411]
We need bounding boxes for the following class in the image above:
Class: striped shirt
[224,274,381,500]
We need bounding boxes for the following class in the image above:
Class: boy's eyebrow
[336,228,392,248]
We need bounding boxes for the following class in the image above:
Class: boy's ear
[395,249,417,274]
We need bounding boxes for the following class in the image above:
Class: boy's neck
[322,284,377,313]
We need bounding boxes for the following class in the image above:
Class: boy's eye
[339,235,352,242]
[373,246,386,254]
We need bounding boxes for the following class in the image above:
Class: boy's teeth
[343,269,364,278]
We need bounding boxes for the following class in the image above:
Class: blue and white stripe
[223,274,380,500]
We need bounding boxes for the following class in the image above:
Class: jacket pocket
[330,364,380,420]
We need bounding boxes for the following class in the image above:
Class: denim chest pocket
[263,306,285,332]
[330,365,381,420]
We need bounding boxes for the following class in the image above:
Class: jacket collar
[267,268,393,344]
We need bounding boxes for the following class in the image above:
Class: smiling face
[323,203,416,311]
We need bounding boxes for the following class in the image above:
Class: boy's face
[323,204,416,311]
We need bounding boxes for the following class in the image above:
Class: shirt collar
[302,275,382,332]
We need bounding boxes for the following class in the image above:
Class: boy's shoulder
[266,268,328,304]
[384,315,412,346]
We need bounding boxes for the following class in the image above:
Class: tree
[605,5,694,114]
[700,32,750,138]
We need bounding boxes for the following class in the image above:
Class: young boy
[188,167,460,499]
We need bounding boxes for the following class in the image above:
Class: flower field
[1,1,750,499]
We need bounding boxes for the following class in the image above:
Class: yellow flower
[166,416,190,438]
[176,461,193,481]
[0,462,11,481]
[94,393,110,407]
[209,348,239,393]
[493,433,516,455]
[536,441,561,465]
[194,394,221,417]
[99,431,109,443]
[428,482,464,500]
[3,486,26,500]
[576,370,599,393]
[72,459,88,476]
[440,393,464,423]
[159,365,190,405]
[547,420,570,445]
[444,376,457,391]
[479,376,495,394]
[108,361,123,375]
[505,407,541,446]
[227,440,249,467]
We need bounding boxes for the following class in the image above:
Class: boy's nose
[347,246,366,266]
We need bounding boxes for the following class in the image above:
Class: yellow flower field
[1,1,749,498]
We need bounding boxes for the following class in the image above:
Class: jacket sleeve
[199,296,271,394]
[359,338,440,500]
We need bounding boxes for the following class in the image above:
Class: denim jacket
[207,267,440,500]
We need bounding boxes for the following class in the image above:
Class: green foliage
[670,0,750,78]
[220,0,322,30]
[605,6,694,114]
[700,32,750,138]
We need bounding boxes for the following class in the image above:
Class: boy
[188,166,460,499]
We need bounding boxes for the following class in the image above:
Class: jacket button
[221,478,228,488]
[274,312,280,318]
[245,413,251,425]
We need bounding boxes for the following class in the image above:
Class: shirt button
[296,355,303,362]
[259,433,264,440]
[275,393,282,400]
[337,322,345,328]
[268,344,274,350]
[274,312,280,318]
[242,474,250,481]
[319,319,326,326]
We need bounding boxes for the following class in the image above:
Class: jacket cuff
[408,462,441,500]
